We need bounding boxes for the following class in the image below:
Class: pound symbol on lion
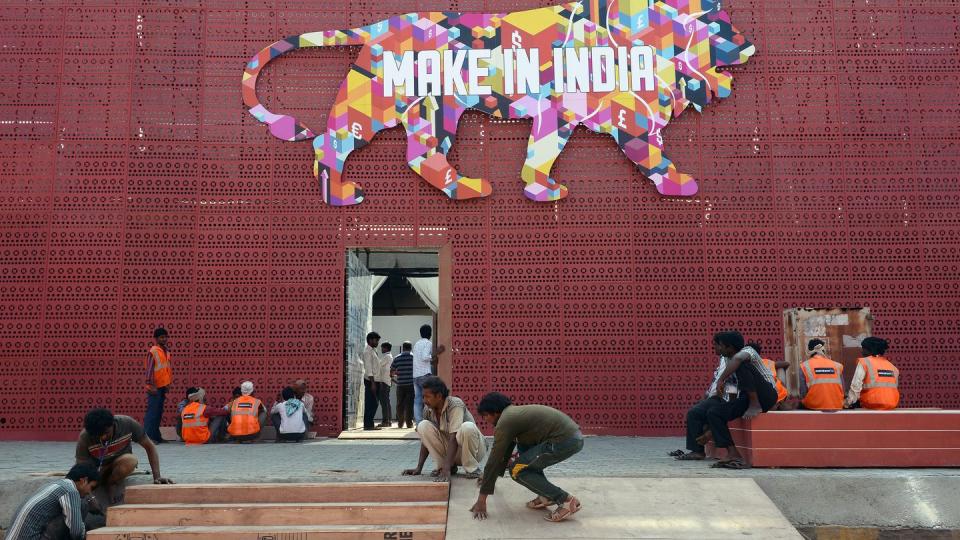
[242,0,754,206]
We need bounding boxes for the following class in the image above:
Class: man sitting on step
[75,408,174,509]
[6,463,103,540]
[402,376,486,483]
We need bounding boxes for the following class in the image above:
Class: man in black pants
[673,331,778,469]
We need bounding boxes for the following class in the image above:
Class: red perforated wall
[1,1,958,439]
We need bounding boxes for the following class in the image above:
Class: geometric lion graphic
[243,0,755,205]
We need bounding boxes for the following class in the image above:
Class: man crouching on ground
[76,408,173,507]
[470,393,583,523]
[402,376,486,482]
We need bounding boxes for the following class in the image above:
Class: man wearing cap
[179,388,229,445]
[227,381,267,443]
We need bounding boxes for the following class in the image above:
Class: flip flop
[544,497,581,522]
[713,459,751,470]
[674,452,706,461]
[667,449,686,457]
[526,496,551,509]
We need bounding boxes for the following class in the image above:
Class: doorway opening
[342,248,442,437]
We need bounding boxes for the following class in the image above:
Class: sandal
[713,459,751,470]
[526,495,551,509]
[667,449,685,457]
[673,452,706,461]
[544,496,581,522]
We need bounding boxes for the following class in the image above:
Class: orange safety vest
[801,355,845,410]
[858,356,900,410]
[228,396,262,437]
[762,358,788,403]
[181,402,211,445]
[148,346,173,388]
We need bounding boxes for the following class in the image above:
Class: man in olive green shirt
[471,393,584,523]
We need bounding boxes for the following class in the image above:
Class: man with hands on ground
[402,376,486,483]
[470,392,584,523]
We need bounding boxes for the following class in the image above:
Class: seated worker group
[177,381,270,444]
[800,337,900,410]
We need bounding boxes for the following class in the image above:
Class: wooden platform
[88,481,448,539]
[445,477,801,539]
[731,409,960,467]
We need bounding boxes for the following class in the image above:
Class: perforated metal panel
[1,1,958,439]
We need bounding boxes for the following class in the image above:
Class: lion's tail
[242,26,370,142]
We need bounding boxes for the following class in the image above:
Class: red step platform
[729,409,960,467]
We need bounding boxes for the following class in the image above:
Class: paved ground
[446,477,801,540]
[2,437,959,532]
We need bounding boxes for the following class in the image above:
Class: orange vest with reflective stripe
[228,396,262,436]
[858,356,900,410]
[181,402,210,445]
[762,358,788,403]
[149,346,173,388]
[801,355,844,410]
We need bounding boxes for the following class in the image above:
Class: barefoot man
[76,408,174,508]
[470,393,584,523]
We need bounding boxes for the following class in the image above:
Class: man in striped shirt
[6,463,100,539]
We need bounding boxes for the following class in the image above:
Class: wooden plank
[106,502,448,527]
[733,410,960,431]
[125,482,448,504]
[740,429,960,449]
[87,524,446,540]
[748,448,960,468]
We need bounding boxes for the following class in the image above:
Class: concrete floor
[1,437,958,532]
[445,477,801,539]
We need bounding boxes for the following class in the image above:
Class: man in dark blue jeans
[144,328,172,444]
[471,393,584,523]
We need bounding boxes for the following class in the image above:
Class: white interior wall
[372,315,435,356]
[371,314,435,422]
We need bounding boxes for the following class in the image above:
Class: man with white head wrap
[228,381,267,442]
[180,387,229,445]
[799,339,845,410]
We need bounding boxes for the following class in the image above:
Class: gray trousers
[41,500,105,539]
[511,433,584,505]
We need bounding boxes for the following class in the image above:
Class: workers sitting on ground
[470,392,584,523]
[227,381,267,443]
[180,388,229,445]
[846,337,900,410]
[75,408,173,508]
[800,339,845,410]
[270,386,309,442]
[403,376,486,482]
[6,463,104,540]
[750,342,791,410]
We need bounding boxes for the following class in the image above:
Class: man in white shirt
[270,386,308,442]
[376,342,394,428]
[412,325,445,424]
[361,331,382,431]
[671,348,739,461]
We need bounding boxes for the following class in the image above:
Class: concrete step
[88,524,446,540]
[107,501,448,527]
[126,482,448,504]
